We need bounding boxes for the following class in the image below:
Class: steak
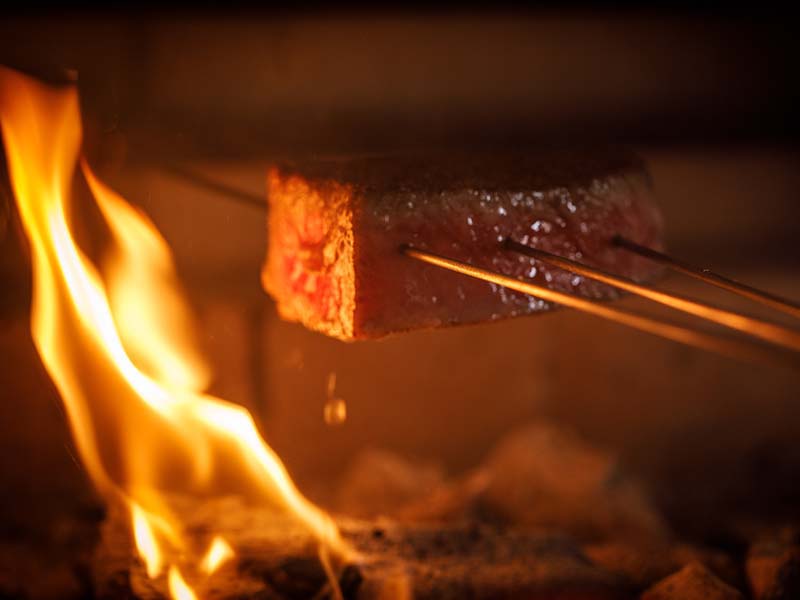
[262,150,664,340]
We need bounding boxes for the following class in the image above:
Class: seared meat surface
[262,150,664,340]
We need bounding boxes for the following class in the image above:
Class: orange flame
[132,503,166,578]
[200,536,235,575]
[0,67,348,598]
[169,567,198,600]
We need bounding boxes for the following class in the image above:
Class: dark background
[1,8,799,156]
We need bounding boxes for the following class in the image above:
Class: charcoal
[92,496,632,599]
[746,528,800,600]
[415,422,669,542]
[335,449,445,519]
[0,542,85,600]
[585,541,740,593]
[640,562,744,600]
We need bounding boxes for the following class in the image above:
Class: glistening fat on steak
[262,151,664,340]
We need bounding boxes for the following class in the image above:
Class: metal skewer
[613,235,800,320]
[401,245,798,369]
[503,239,800,353]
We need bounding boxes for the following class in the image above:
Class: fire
[132,503,166,578]
[0,67,349,598]
[200,536,235,574]
[169,567,198,600]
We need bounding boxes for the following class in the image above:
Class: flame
[200,536,234,574]
[0,67,348,598]
[169,567,198,600]
[84,163,211,393]
[132,503,165,578]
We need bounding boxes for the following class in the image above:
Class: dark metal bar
[401,245,798,369]
[504,239,800,352]
[159,162,266,210]
[613,235,800,320]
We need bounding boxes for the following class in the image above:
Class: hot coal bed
[2,9,800,600]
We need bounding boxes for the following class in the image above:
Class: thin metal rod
[401,245,797,369]
[159,162,266,210]
[614,235,800,320]
[504,239,800,353]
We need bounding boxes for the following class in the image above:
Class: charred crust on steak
[272,149,650,194]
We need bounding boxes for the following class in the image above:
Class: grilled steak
[262,150,664,340]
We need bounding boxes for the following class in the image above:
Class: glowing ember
[0,66,349,599]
